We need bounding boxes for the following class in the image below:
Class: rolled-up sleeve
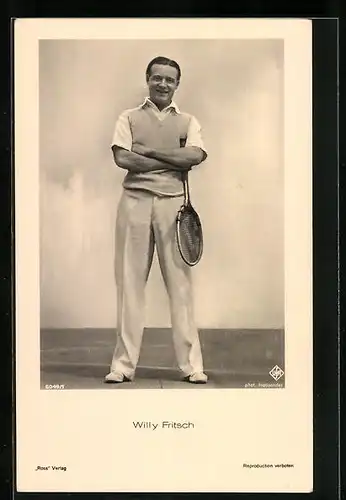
[111,111,132,151]
[185,115,207,158]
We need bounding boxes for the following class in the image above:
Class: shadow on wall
[39,39,284,330]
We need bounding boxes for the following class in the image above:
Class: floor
[41,328,285,390]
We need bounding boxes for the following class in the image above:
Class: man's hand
[132,143,152,157]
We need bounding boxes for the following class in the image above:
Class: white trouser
[110,189,204,379]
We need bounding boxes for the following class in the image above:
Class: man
[105,56,208,384]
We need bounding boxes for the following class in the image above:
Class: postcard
[15,18,312,493]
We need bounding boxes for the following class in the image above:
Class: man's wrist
[145,147,156,158]
[132,144,155,157]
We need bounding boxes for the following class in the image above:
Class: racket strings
[178,208,202,264]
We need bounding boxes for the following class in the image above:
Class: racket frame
[176,171,204,266]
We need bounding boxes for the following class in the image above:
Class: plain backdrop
[39,39,284,330]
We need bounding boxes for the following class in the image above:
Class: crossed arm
[112,144,206,173]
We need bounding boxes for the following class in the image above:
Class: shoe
[104,371,131,383]
[184,372,208,384]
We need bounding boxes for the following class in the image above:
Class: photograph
[39,38,285,391]
[15,18,312,493]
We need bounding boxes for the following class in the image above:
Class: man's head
[145,56,181,110]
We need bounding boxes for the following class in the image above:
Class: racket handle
[182,170,190,206]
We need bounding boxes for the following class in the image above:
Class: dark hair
[146,56,181,81]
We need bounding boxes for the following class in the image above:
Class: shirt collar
[142,97,180,114]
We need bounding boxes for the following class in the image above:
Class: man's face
[146,64,179,109]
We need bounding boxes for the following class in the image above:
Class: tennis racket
[176,170,203,266]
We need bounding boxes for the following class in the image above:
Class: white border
[15,18,312,493]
